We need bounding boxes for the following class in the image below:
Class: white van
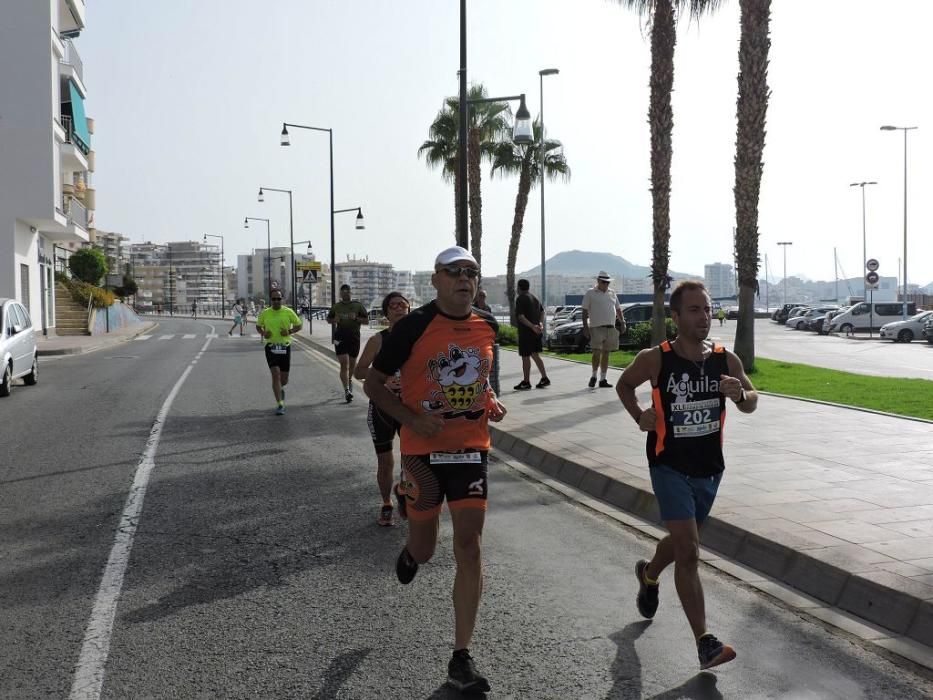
[828,301,917,334]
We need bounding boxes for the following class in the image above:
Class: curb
[36,322,158,357]
[489,425,933,649]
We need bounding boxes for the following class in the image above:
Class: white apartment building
[93,229,129,273]
[335,257,396,311]
[128,241,223,312]
[236,247,317,305]
[705,262,736,299]
[0,0,92,333]
[395,270,416,303]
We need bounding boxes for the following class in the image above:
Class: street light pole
[880,125,918,319]
[203,233,225,317]
[777,241,792,308]
[849,181,877,302]
[244,217,271,298]
[259,187,296,309]
[457,0,468,248]
[538,68,558,332]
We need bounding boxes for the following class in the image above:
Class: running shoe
[345,389,353,403]
[513,380,532,391]
[599,379,613,388]
[447,649,490,693]
[378,505,393,527]
[393,482,408,520]
[588,376,597,388]
[697,633,736,670]
[635,559,659,619]
[396,546,418,584]
[536,377,551,388]
[275,405,286,416]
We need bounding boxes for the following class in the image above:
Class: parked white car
[829,302,918,334]
[879,310,933,343]
[0,298,39,397]
[787,306,839,330]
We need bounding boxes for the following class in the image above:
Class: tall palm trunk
[468,127,483,273]
[733,0,772,371]
[506,157,534,326]
[648,0,676,345]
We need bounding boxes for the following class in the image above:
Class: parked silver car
[0,298,39,396]
[879,310,933,343]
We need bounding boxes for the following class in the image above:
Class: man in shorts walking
[365,245,506,693]
[327,284,368,403]
[256,290,302,415]
[616,280,758,670]
[582,271,625,388]
[513,278,550,390]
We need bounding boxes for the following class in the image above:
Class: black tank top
[646,340,729,477]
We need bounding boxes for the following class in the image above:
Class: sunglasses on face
[439,265,480,279]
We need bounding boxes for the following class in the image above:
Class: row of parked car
[774,301,933,343]
[546,302,672,352]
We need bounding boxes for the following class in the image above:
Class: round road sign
[866,271,880,286]
[866,258,880,272]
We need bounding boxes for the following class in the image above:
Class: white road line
[182,334,197,339]
[136,335,152,341]
[158,334,174,340]
[70,333,214,700]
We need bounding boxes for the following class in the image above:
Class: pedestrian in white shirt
[581,271,626,388]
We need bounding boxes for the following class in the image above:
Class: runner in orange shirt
[365,246,506,693]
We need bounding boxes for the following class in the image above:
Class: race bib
[430,451,483,465]
[269,344,288,355]
[671,398,721,437]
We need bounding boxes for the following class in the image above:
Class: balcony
[63,194,88,230]
[60,39,85,92]
[59,0,87,35]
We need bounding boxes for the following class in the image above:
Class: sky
[80,0,933,287]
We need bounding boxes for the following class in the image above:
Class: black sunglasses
[439,265,480,279]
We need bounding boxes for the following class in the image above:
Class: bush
[68,247,108,284]
[64,278,116,308]
[496,324,518,346]
[114,274,138,298]
[628,319,677,349]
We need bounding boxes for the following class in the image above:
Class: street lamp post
[258,186,296,309]
[848,181,877,302]
[777,241,792,308]
[202,233,225,317]
[244,216,271,298]
[292,239,314,323]
[538,68,559,332]
[331,207,366,303]
[880,125,918,319]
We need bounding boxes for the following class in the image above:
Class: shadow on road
[646,671,722,700]
[313,647,371,700]
[606,620,650,699]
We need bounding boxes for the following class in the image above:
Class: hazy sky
[81,0,932,286]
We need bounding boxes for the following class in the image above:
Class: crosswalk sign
[302,270,318,283]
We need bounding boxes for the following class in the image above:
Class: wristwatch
[735,388,747,404]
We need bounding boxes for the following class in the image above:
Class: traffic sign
[296,261,322,271]
[302,270,318,283]
[865,271,880,288]
[866,258,879,272]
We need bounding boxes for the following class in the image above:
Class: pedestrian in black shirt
[513,279,550,390]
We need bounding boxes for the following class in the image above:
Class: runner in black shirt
[617,280,758,671]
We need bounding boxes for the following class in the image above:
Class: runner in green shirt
[256,290,302,415]
[327,283,369,403]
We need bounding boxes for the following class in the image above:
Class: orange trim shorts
[400,453,488,521]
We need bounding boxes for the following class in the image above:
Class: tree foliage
[68,247,108,284]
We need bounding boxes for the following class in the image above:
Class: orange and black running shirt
[372,301,498,455]
[647,341,729,477]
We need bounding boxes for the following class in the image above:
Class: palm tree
[617,0,723,344]
[732,0,772,371]
[490,119,570,325]
[419,85,511,269]
[418,104,461,242]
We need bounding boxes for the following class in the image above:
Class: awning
[68,81,91,152]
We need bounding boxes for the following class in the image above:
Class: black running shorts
[400,452,488,521]
[334,332,361,358]
[264,344,292,372]
[367,401,401,454]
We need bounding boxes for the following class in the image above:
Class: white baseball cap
[435,246,478,267]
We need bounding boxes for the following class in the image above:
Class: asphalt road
[2,316,933,698]
[709,319,933,380]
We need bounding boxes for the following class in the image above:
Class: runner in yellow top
[256,290,302,415]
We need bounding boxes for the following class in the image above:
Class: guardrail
[61,39,84,84]
[63,194,88,229]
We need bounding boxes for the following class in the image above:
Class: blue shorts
[649,463,722,524]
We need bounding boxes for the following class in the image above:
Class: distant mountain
[520,249,697,280]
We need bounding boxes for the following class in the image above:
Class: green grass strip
[538,349,933,420]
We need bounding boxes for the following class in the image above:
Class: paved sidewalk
[35,321,157,356]
[295,329,933,662]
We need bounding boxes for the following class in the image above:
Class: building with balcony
[0,0,93,333]
[128,241,223,313]
[92,230,129,274]
[334,257,396,311]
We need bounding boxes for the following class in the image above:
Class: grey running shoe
[635,559,659,619]
[396,546,418,584]
[275,405,286,416]
[697,633,736,670]
[447,650,490,693]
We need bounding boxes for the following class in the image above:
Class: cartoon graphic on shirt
[421,343,489,419]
